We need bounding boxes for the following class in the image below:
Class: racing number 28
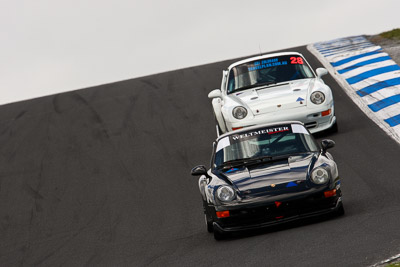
[290,57,303,64]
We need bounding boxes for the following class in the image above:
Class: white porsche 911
[208,52,337,135]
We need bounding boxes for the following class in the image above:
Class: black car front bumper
[213,191,343,234]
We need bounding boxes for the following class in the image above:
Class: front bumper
[227,102,336,134]
[212,189,342,233]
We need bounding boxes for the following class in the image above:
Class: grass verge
[380,28,400,40]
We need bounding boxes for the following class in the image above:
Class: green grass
[387,262,400,267]
[380,28,400,40]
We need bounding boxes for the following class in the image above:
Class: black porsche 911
[191,121,344,240]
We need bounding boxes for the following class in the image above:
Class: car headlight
[232,106,247,119]
[310,91,325,105]
[310,167,329,184]
[216,186,235,202]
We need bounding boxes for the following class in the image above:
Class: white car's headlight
[216,186,235,202]
[232,106,247,119]
[310,167,329,184]
[310,91,325,105]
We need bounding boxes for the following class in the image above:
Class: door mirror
[321,139,335,152]
[316,68,328,79]
[208,89,222,99]
[191,165,208,176]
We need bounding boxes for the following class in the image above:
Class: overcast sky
[1,0,399,105]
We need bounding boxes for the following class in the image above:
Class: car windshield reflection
[227,55,314,94]
[214,124,319,169]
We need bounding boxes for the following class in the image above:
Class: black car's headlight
[232,106,247,119]
[310,91,325,105]
[310,167,329,184]
[216,186,235,202]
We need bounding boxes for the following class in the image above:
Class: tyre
[335,203,345,216]
[205,214,213,233]
[213,224,225,240]
[329,121,338,134]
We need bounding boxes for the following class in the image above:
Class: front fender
[212,98,227,133]
[198,175,208,201]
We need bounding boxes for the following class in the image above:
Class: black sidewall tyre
[336,203,345,216]
[205,214,213,233]
[213,225,224,240]
[329,121,338,134]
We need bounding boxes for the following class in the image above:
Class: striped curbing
[308,36,400,144]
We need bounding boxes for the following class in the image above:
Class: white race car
[208,52,337,135]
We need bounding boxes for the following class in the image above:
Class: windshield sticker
[230,126,291,143]
[248,58,288,72]
[216,137,230,152]
[291,124,309,135]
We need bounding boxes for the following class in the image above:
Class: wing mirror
[208,89,222,99]
[191,165,208,176]
[316,68,328,79]
[321,139,335,153]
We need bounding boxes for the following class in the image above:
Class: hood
[221,153,316,197]
[231,79,313,115]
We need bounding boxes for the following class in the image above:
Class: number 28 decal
[290,57,304,64]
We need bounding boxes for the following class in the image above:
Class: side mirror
[191,165,208,176]
[208,89,222,99]
[316,68,328,79]
[321,139,335,152]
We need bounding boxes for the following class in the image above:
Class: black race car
[191,121,344,240]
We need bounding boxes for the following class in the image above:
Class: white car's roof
[227,52,303,70]
[216,121,305,142]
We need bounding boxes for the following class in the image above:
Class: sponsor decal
[275,201,282,208]
[248,57,288,72]
[229,126,291,143]
[296,97,304,102]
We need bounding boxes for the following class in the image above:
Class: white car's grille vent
[305,122,317,128]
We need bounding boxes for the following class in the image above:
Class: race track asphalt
[1,46,400,266]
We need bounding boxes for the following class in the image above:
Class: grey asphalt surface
[1,46,400,266]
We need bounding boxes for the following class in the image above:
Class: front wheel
[335,203,345,216]
[329,121,338,133]
[213,224,225,240]
[205,214,213,233]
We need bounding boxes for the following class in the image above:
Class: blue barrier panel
[346,65,400,85]
[338,56,391,74]
[331,50,382,67]
[357,77,400,96]
[368,94,400,112]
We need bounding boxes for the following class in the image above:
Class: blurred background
[1,0,399,105]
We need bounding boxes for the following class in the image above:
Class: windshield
[213,124,319,168]
[227,55,314,94]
